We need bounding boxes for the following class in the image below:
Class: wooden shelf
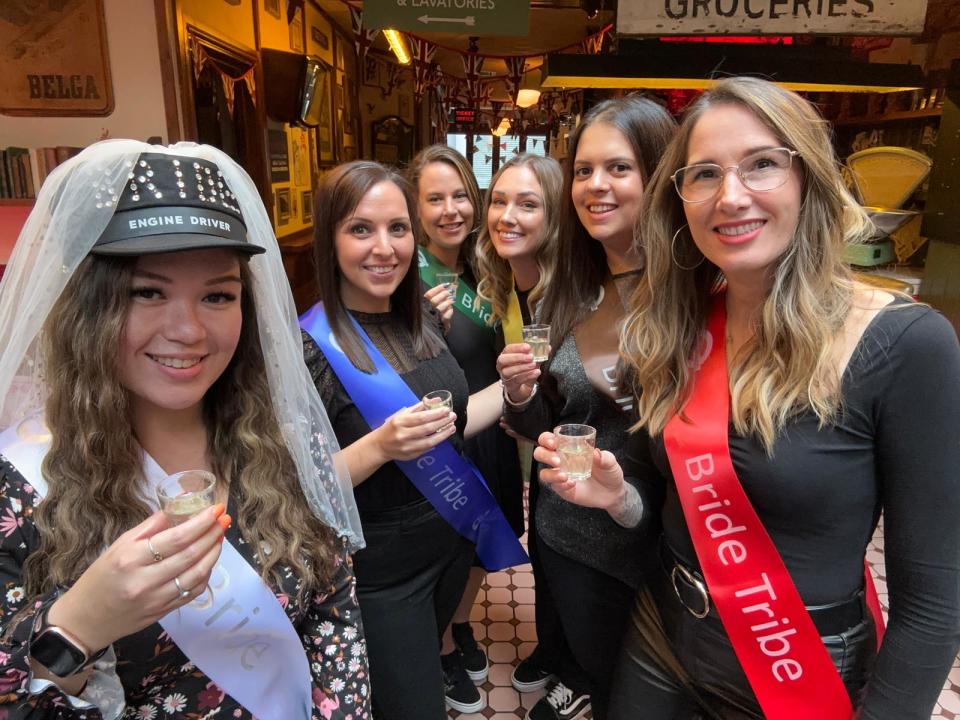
[834,108,943,127]
[0,199,34,206]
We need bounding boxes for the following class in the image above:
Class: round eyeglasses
[671,148,800,203]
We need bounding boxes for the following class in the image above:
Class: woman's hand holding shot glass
[534,429,628,509]
[370,398,457,463]
[43,504,231,657]
[424,282,456,334]
[497,342,548,405]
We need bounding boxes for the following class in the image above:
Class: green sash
[418,247,494,329]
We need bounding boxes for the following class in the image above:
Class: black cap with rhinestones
[91,152,265,256]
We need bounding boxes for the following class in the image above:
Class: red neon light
[659,36,793,44]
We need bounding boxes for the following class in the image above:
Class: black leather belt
[659,541,866,637]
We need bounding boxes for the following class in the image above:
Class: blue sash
[300,303,528,571]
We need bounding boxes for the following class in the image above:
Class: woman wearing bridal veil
[0,140,369,719]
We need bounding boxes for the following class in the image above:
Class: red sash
[663,294,879,719]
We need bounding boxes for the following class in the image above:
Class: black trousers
[608,566,876,720]
[353,501,474,720]
[536,533,636,720]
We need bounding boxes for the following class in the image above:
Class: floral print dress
[0,457,371,719]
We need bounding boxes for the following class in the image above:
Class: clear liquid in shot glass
[157,470,216,526]
[554,424,597,481]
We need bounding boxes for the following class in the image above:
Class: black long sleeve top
[622,302,960,719]
[302,308,470,516]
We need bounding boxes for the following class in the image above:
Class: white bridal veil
[0,139,363,549]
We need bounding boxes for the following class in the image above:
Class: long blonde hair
[475,154,563,324]
[24,254,338,600]
[622,77,872,452]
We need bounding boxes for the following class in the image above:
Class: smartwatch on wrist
[30,605,106,677]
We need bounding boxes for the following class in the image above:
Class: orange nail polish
[211,503,226,518]
[217,514,232,531]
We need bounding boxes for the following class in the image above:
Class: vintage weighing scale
[844,146,932,268]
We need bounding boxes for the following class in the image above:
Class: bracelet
[501,379,537,409]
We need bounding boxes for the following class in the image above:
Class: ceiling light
[516,70,541,108]
[492,117,511,136]
[383,29,411,65]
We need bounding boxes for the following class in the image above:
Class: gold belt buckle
[670,563,710,619]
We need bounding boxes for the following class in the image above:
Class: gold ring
[147,537,163,563]
[174,576,190,599]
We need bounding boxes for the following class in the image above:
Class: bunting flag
[488,100,503,133]
[191,40,257,115]
[348,4,380,61]
[408,36,438,101]
[461,50,485,108]
[504,56,527,105]
[580,32,604,55]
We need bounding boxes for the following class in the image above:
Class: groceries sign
[617,0,928,35]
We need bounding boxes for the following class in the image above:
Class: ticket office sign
[363,0,530,37]
[617,0,928,36]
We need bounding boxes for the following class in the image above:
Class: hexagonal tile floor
[447,501,958,719]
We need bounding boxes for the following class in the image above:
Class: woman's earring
[670,225,705,271]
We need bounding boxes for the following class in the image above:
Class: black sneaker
[511,648,555,692]
[451,621,489,682]
[524,681,591,720]
[441,650,484,714]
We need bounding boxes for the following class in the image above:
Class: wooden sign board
[0,0,114,116]
[363,0,530,37]
[617,0,928,36]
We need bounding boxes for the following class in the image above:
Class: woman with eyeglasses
[532,77,960,719]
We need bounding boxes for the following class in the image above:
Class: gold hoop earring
[670,225,705,271]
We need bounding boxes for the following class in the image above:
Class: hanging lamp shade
[516,70,541,109]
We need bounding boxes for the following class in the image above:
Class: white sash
[0,417,313,720]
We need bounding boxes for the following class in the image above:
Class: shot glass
[156,470,216,526]
[554,424,596,481]
[522,324,551,363]
[423,389,453,413]
[435,272,459,298]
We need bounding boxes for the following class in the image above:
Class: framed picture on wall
[289,6,304,53]
[275,188,292,225]
[267,126,290,183]
[335,36,346,70]
[343,76,355,127]
[301,190,313,224]
[264,0,280,19]
[363,55,380,88]
[315,62,335,163]
[0,0,115,116]
[311,26,329,50]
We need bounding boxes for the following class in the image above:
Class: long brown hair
[407,144,483,275]
[313,160,443,373]
[474,154,563,325]
[541,96,676,345]
[23,254,338,600]
[621,77,871,451]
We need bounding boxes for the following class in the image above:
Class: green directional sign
[363,0,530,37]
